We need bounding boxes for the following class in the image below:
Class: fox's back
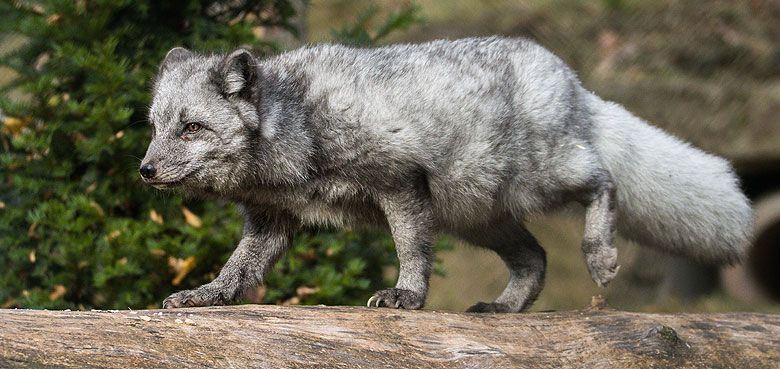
[264,37,597,226]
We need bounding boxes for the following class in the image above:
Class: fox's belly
[289,199,386,229]
[295,201,350,227]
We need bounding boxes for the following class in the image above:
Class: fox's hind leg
[457,216,546,313]
[581,180,619,287]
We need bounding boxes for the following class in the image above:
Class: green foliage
[0,0,435,310]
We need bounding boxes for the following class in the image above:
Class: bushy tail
[588,93,753,265]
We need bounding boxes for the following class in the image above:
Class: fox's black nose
[139,163,157,179]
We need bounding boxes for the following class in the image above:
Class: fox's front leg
[368,186,434,310]
[163,207,293,308]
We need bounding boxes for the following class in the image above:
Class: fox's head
[141,47,265,194]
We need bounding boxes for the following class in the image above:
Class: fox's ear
[218,49,256,96]
[160,47,193,73]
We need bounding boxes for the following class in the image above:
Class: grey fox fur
[142,37,753,313]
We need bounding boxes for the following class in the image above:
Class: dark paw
[366,288,425,310]
[162,287,231,309]
[466,302,513,313]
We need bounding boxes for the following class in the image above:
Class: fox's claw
[367,288,424,310]
[162,284,234,308]
[163,289,211,308]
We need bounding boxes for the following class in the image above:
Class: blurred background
[1,0,778,313]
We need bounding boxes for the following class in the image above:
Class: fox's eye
[184,123,202,133]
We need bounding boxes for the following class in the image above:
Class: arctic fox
[141,37,753,312]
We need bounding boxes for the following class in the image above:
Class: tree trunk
[0,305,777,368]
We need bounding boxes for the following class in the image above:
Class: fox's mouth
[147,180,184,189]
[143,168,200,189]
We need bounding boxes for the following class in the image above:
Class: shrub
[0,0,425,310]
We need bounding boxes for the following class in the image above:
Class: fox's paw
[583,241,620,287]
[592,263,620,287]
[465,302,513,313]
[162,287,231,308]
[366,288,424,310]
